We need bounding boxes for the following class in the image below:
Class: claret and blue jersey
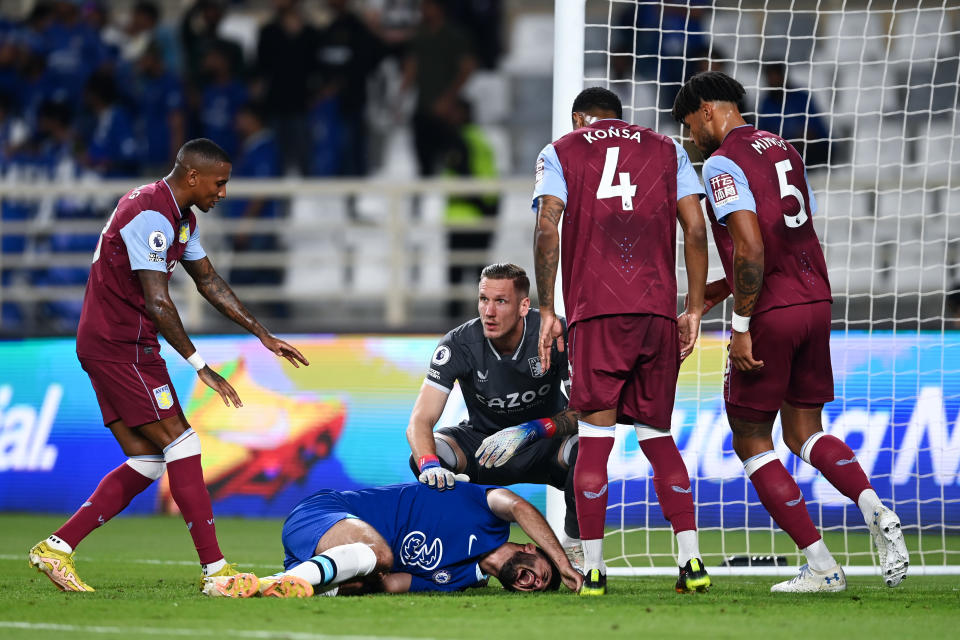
[531,118,705,325]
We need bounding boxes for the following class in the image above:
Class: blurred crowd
[0,0,503,330]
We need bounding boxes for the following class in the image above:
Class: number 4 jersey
[77,179,206,363]
[702,125,832,314]
[533,119,704,326]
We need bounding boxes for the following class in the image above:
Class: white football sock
[285,542,377,587]
[857,488,884,524]
[801,539,837,572]
[202,558,227,575]
[676,530,700,567]
[582,538,605,573]
[47,534,73,554]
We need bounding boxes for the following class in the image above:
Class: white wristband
[731,312,751,333]
[187,352,206,371]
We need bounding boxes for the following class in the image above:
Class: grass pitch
[2,514,958,640]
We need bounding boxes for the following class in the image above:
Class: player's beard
[699,132,722,157]
[498,551,538,592]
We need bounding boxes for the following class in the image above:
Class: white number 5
[597,147,637,210]
[775,159,809,228]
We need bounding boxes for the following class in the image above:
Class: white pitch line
[0,622,430,640]
[1,554,277,569]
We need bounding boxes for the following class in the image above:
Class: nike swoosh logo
[836,457,858,466]
[81,502,92,508]
[468,534,477,554]
[583,484,608,499]
[671,485,692,494]
[785,497,803,507]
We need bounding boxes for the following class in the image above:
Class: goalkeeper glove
[417,455,462,490]
[475,418,556,468]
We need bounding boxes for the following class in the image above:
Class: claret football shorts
[724,300,835,420]
[79,358,182,428]
[567,313,680,428]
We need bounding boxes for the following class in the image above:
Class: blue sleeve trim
[803,167,818,215]
[182,226,206,261]
[531,143,567,212]
[674,140,705,200]
[702,156,756,224]
[119,210,174,272]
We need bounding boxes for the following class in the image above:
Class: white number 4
[597,147,637,210]
[775,159,809,228]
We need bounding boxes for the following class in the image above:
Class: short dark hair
[672,71,746,123]
[176,138,231,167]
[536,547,562,591]
[480,263,530,297]
[571,87,623,119]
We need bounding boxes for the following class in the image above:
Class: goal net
[561,0,960,575]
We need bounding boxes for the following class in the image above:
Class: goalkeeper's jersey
[424,310,569,435]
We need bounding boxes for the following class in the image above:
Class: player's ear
[519,296,530,316]
[701,100,713,122]
[571,112,584,130]
[186,168,199,187]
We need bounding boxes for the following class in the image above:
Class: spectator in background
[225,102,285,300]
[757,63,831,169]
[81,70,139,177]
[449,0,502,70]
[400,0,477,176]
[132,43,186,174]
[45,0,112,104]
[315,0,386,177]
[198,44,248,158]
[117,2,181,73]
[180,0,244,89]
[256,0,319,175]
[441,97,498,320]
[612,2,709,112]
[32,100,95,330]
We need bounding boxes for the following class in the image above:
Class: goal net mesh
[579,0,960,573]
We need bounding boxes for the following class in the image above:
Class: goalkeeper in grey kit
[406,263,582,560]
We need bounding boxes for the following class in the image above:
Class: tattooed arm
[550,408,581,438]
[724,210,765,371]
[534,194,565,370]
[138,269,242,407]
[181,257,309,368]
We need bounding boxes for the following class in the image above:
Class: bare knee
[780,402,824,457]
[372,544,393,570]
[728,417,775,461]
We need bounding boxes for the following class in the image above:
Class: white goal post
[548,0,960,576]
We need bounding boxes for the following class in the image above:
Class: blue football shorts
[281,490,359,570]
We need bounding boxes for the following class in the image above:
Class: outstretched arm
[181,257,308,368]
[137,269,241,407]
[534,194,565,370]
[406,382,461,490]
[486,488,583,592]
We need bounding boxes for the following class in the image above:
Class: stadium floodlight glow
[545,0,960,576]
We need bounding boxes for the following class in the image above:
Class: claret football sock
[54,458,161,549]
[285,543,378,588]
[743,450,822,550]
[802,433,873,505]
[165,430,222,564]
[574,424,615,541]
[637,427,697,534]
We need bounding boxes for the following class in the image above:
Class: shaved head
[174,138,231,173]
[166,138,232,212]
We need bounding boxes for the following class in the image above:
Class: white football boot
[869,506,909,587]
[770,564,846,593]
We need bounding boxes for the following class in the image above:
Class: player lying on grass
[672,71,908,592]
[202,482,584,597]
